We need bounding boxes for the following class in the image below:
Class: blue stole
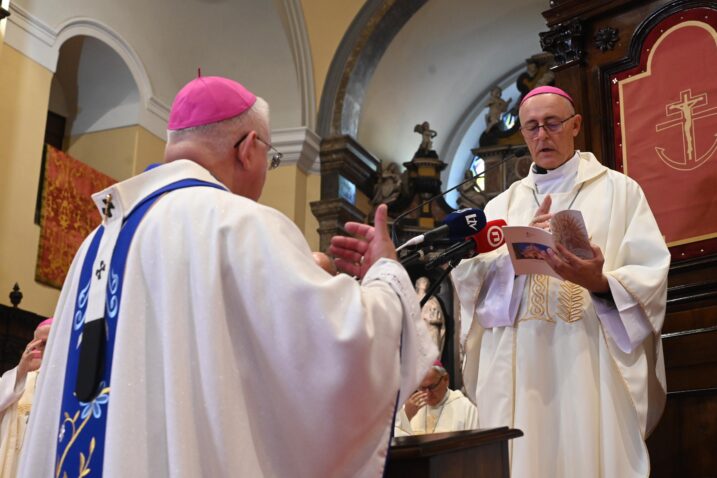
[55,178,224,477]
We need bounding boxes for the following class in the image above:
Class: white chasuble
[19,160,437,478]
[0,368,37,477]
[452,152,670,478]
[394,389,479,436]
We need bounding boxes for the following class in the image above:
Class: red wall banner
[35,145,116,288]
[611,9,717,260]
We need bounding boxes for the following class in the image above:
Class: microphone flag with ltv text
[396,208,486,251]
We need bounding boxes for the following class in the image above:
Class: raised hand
[18,337,44,377]
[530,194,553,231]
[328,204,397,280]
[404,390,428,421]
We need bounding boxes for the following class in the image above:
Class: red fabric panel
[611,9,717,260]
[35,145,116,288]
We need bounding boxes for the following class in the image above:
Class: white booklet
[503,210,593,280]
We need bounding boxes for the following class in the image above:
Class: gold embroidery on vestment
[558,281,585,323]
[518,275,555,323]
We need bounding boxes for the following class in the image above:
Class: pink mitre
[168,76,257,130]
[520,85,574,107]
[37,317,53,329]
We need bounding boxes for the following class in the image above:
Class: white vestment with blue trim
[19,159,437,478]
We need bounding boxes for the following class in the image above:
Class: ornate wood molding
[594,27,620,52]
[9,283,22,308]
[543,0,644,27]
[539,18,585,66]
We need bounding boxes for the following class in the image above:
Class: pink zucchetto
[520,85,574,107]
[37,317,53,329]
[168,76,257,130]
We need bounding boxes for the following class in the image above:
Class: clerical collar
[531,151,581,195]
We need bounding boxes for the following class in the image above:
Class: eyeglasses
[520,114,576,139]
[234,132,282,170]
[418,376,445,392]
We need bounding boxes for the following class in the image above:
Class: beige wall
[133,126,166,175]
[260,165,321,250]
[300,0,365,107]
[66,125,166,181]
[0,46,59,315]
[0,26,324,315]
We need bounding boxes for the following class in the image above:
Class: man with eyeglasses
[19,76,437,478]
[394,360,477,436]
[452,86,670,477]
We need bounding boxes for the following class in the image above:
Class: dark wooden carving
[594,26,619,51]
[310,135,379,251]
[9,283,22,307]
[539,18,585,66]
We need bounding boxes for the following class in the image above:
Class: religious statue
[484,86,512,132]
[413,121,437,152]
[516,57,556,103]
[415,277,445,354]
[372,161,403,206]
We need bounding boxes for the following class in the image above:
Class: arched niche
[49,34,142,181]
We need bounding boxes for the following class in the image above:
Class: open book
[503,210,593,280]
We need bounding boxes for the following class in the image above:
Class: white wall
[13,0,303,131]
[358,0,546,181]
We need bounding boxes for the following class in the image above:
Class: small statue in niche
[372,161,402,206]
[415,276,445,355]
[414,121,437,152]
[484,86,512,132]
[517,58,555,103]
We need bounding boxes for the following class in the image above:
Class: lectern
[386,427,522,478]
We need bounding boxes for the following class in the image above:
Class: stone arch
[316,0,427,137]
[51,18,166,139]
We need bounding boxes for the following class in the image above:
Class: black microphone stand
[419,257,463,308]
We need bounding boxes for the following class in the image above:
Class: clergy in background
[452,86,670,478]
[0,318,52,477]
[19,76,436,478]
[394,360,478,436]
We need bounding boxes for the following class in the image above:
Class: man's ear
[572,114,583,137]
[235,131,255,169]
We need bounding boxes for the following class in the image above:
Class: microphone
[473,219,507,252]
[396,208,486,251]
[424,219,507,269]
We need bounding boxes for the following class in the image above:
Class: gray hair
[432,364,448,376]
[166,97,270,151]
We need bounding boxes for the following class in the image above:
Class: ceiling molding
[277,0,316,130]
[5,4,168,140]
[273,127,321,174]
